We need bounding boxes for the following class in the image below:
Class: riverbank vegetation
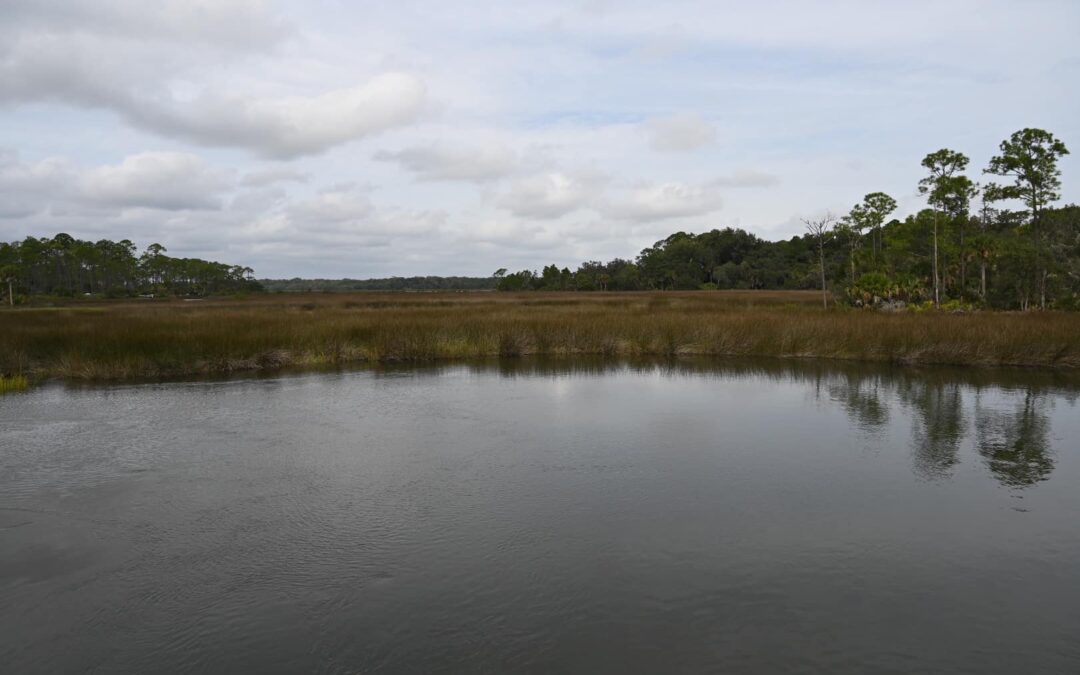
[0,374,29,393]
[496,128,1076,311]
[4,292,1080,383]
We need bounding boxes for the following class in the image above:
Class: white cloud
[0,3,426,158]
[240,167,309,188]
[645,112,716,152]
[374,142,517,182]
[0,151,75,217]
[497,171,606,219]
[284,185,443,237]
[79,152,230,210]
[129,73,427,158]
[604,181,723,222]
[455,217,567,251]
[287,185,375,224]
[2,0,293,50]
[710,170,780,188]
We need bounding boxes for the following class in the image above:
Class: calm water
[3,359,1080,674]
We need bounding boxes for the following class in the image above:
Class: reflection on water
[827,372,890,430]
[3,357,1080,674]
[976,390,1054,488]
[900,380,966,480]
[798,363,1066,489]
[378,357,1074,490]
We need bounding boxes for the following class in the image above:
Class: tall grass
[0,374,29,393]
[3,291,1080,381]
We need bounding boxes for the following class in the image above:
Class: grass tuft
[0,375,29,393]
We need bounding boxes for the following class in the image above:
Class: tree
[941,176,978,298]
[850,192,897,263]
[836,216,861,284]
[0,234,260,299]
[919,149,971,305]
[802,213,836,309]
[0,264,17,306]
[985,128,1070,309]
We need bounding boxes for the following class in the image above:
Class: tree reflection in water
[816,364,1064,488]
[975,389,1054,488]
[469,356,1070,489]
[827,372,890,432]
[898,378,966,480]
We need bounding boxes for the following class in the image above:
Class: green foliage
[985,128,1069,212]
[984,128,1071,309]
[0,234,262,302]
[498,227,822,293]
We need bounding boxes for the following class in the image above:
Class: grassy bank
[0,374,29,393]
[3,291,1080,382]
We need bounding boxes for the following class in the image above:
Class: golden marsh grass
[0,374,29,393]
[3,291,1080,381]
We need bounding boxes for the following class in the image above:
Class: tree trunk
[933,211,940,306]
[1031,189,1045,310]
[819,245,827,309]
[959,218,966,300]
[980,262,987,300]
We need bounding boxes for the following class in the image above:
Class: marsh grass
[3,291,1080,381]
[0,374,29,393]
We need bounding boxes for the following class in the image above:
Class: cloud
[497,171,606,219]
[455,218,567,251]
[0,4,426,157]
[0,150,230,217]
[0,151,75,218]
[240,167,310,188]
[283,185,444,239]
[127,73,427,158]
[287,185,375,224]
[645,112,716,152]
[2,0,1078,278]
[373,142,517,182]
[710,170,780,188]
[2,0,293,50]
[604,181,723,222]
[79,152,230,210]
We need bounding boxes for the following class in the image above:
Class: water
[2,359,1080,674]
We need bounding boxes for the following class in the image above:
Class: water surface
[2,359,1080,673]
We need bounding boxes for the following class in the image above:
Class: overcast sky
[2,0,1078,278]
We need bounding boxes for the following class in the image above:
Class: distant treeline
[0,234,262,302]
[497,127,1078,310]
[261,277,497,292]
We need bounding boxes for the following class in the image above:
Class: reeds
[3,291,1079,381]
[0,374,29,393]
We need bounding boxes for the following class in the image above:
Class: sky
[1,0,1078,278]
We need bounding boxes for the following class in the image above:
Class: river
[2,359,1079,673]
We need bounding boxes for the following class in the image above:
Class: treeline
[494,229,815,292]
[261,276,497,292]
[498,127,1078,310]
[0,234,262,303]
